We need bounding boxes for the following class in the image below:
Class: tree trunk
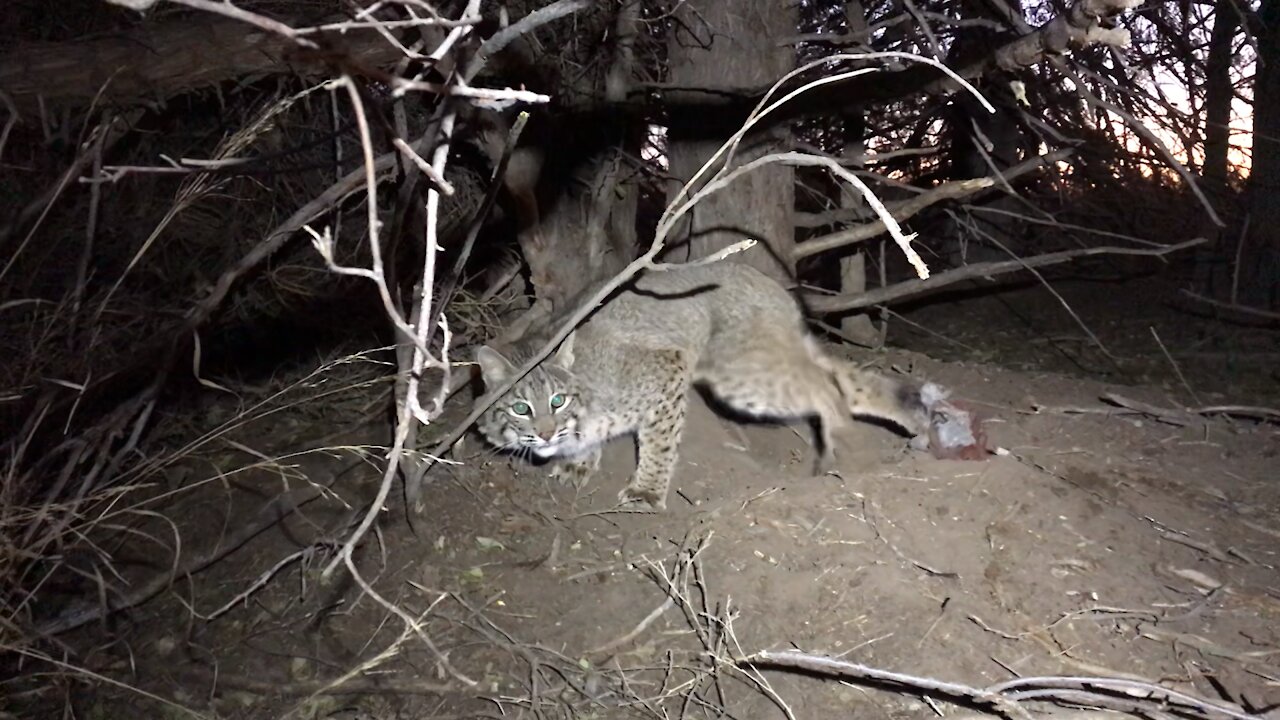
[664,0,797,283]
[500,1,642,340]
[940,0,1032,266]
[1193,0,1240,291]
[836,0,878,342]
[1242,0,1280,308]
[1203,0,1239,187]
[836,115,879,344]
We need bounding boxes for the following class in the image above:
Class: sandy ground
[16,280,1280,720]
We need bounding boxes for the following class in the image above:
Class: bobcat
[474,262,937,511]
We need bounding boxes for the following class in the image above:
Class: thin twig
[0,88,18,167]
[588,596,676,656]
[36,481,339,635]
[959,217,1121,367]
[11,647,210,719]
[1179,290,1280,322]
[175,667,460,697]
[341,553,477,687]
[320,0,478,578]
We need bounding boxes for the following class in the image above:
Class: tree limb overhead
[0,12,433,115]
[639,0,1141,137]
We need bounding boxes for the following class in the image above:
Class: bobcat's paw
[617,485,667,512]
[549,462,594,488]
[813,444,838,477]
[548,450,600,488]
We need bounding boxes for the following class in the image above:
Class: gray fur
[474,263,931,511]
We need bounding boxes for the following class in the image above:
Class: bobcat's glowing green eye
[510,401,532,416]
[549,393,567,410]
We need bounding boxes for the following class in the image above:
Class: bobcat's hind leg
[699,348,851,476]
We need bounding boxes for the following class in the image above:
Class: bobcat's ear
[551,332,575,369]
[475,345,515,385]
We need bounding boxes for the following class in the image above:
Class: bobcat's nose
[534,419,556,442]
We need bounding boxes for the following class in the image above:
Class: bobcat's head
[474,334,588,459]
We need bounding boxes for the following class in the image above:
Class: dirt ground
[16,277,1280,720]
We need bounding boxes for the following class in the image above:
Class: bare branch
[805,239,1207,314]
[745,650,1258,720]
[1178,290,1280,323]
[1041,393,1280,426]
[648,0,1140,134]
[797,178,990,258]
[982,0,1140,74]
[793,148,1072,258]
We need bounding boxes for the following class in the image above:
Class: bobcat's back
[577,262,806,363]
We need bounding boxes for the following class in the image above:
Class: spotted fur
[475,263,932,511]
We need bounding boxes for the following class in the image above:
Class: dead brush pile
[0,68,491,715]
[0,4,590,710]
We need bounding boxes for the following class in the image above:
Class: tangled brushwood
[1,0,1276,717]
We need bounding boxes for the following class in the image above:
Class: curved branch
[794,148,1073,260]
[796,178,993,258]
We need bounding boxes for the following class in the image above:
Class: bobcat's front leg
[619,349,691,512]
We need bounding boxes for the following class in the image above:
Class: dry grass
[0,1,574,713]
